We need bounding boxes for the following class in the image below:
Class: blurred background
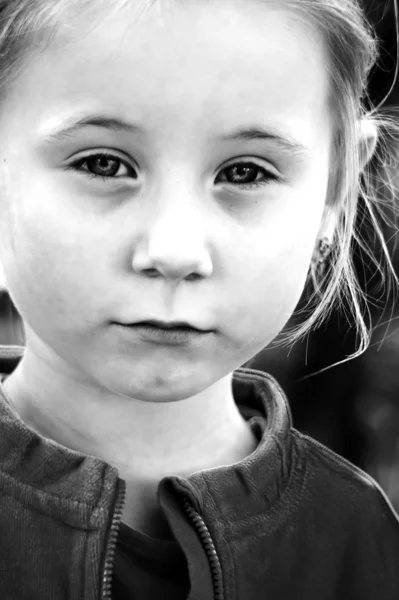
[249,0,399,512]
[0,0,398,512]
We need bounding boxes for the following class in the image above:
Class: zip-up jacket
[0,344,398,599]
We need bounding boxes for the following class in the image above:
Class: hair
[0,0,397,360]
[280,0,399,364]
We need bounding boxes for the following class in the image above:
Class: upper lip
[130,319,211,331]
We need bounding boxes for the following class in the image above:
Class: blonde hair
[278,0,399,363]
[0,0,397,359]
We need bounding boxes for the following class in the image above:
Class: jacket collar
[159,367,294,525]
[0,345,294,529]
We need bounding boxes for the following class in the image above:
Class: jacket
[0,343,398,600]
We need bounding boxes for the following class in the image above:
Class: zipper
[182,497,224,600]
[100,480,223,599]
[101,477,127,600]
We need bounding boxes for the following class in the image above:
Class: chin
[97,362,209,403]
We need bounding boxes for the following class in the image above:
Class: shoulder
[278,430,399,596]
[290,428,399,535]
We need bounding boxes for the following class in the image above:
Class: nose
[131,183,213,282]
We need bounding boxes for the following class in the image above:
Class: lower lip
[114,323,212,345]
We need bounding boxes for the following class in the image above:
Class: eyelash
[215,161,279,189]
[67,153,137,181]
[67,152,279,189]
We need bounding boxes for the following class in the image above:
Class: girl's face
[0,0,333,401]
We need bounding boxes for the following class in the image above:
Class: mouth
[121,319,213,332]
[113,319,213,345]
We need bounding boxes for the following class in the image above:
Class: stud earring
[310,236,334,292]
[318,237,333,263]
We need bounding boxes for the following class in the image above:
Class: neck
[2,346,258,538]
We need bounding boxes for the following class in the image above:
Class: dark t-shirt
[112,521,190,599]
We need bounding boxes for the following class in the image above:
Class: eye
[67,153,138,181]
[215,161,278,189]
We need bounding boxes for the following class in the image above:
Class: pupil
[231,165,256,183]
[92,157,119,176]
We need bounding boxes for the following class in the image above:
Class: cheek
[0,186,100,331]
[3,228,79,329]
[228,251,310,349]
[222,198,324,349]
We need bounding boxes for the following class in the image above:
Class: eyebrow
[40,114,309,156]
[40,115,143,141]
[219,127,309,155]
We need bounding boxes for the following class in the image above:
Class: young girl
[0,0,398,598]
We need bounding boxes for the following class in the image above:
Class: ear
[312,118,378,248]
[318,202,340,242]
[359,118,378,170]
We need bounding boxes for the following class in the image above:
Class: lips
[125,319,212,332]
[114,320,212,345]
[138,320,199,331]
[141,324,196,332]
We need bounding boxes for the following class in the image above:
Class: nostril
[184,273,201,282]
[143,269,160,278]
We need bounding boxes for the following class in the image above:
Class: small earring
[310,236,333,293]
[318,237,333,262]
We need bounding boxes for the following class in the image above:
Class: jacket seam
[293,429,399,527]
[294,428,389,486]
[0,470,108,514]
[81,521,90,599]
[201,430,309,527]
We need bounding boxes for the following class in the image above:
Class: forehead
[6,0,331,147]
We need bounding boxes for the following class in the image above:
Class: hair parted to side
[0,0,397,360]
